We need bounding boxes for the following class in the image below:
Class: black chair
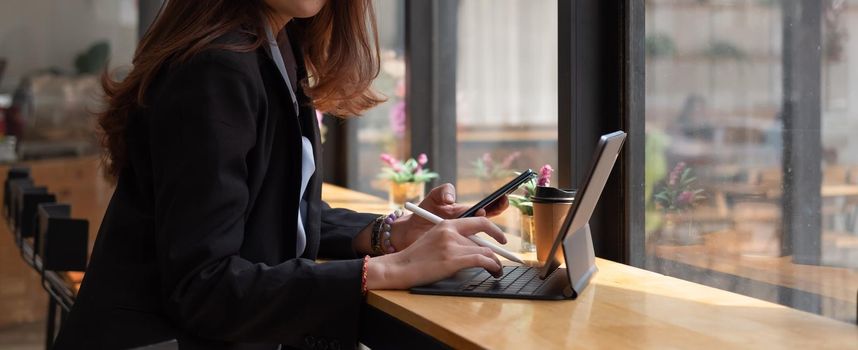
[3,168,90,349]
[19,191,56,239]
[35,203,88,349]
[3,167,30,218]
[36,203,87,272]
[14,189,54,260]
[33,203,70,268]
[6,178,35,226]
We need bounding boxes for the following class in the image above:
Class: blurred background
[0,0,136,160]
[643,0,858,323]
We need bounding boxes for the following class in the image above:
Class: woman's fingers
[457,245,503,274]
[451,252,503,278]
[443,217,507,244]
[416,184,467,219]
[423,183,457,206]
[484,195,509,217]
[446,203,473,218]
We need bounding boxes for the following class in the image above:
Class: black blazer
[55,26,378,350]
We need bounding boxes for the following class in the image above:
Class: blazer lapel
[259,31,307,259]
[285,23,324,259]
[300,104,322,259]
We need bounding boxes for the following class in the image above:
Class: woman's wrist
[352,221,376,256]
[388,214,410,251]
[365,254,407,290]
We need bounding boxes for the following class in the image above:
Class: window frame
[558,1,645,264]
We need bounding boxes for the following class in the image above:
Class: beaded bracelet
[371,209,403,255]
[361,255,370,295]
[370,216,386,256]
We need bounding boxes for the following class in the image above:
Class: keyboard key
[459,266,551,295]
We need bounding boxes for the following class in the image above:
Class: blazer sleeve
[148,52,364,348]
[318,202,378,259]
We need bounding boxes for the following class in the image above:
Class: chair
[3,167,88,349]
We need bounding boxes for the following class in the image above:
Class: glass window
[455,0,558,232]
[643,0,858,323]
[351,0,407,197]
[0,0,138,160]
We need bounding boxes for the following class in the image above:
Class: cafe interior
[0,0,856,349]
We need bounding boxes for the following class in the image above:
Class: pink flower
[395,78,406,99]
[388,100,406,138]
[537,164,554,187]
[415,153,428,172]
[668,162,686,186]
[380,153,398,167]
[500,152,521,169]
[677,191,695,205]
[481,153,494,168]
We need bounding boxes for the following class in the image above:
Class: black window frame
[558,1,645,265]
[327,0,645,265]
[399,0,646,264]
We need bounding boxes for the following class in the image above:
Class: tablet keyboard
[459,266,548,295]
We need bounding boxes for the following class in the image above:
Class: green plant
[509,165,552,216]
[75,41,111,75]
[654,162,705,212]
[645,33,676,59]
[379,153,439,184]
[509,178,536,216]
[472,152,520,180]
[645,131,670,232]
[703,40,746,60]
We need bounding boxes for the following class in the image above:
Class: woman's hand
[389,183,509,250]
[366,217,507,290]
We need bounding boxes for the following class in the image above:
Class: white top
[265,24,315,256]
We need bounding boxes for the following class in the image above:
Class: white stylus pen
[404,202,525,264]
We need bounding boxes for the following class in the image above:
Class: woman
[55,1,509,349]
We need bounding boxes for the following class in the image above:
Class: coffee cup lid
[531,186,575,203]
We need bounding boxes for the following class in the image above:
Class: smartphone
[457,169,535,218]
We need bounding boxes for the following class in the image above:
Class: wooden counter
[368,260,858,349]
[323,185,858,349]
[3,157,856,348]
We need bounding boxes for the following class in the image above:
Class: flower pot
[657,211,700,246]
[389,181,425,209]
[520,214,536,253]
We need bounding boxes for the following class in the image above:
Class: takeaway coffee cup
[532,187,575,264]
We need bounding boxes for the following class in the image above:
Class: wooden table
[3,157,856,348]
[822,185,858,198]
[323,184,858,349]
[650,232,858,323]
[714,182,858,200]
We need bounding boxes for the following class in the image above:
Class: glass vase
[520,213,536,253]
[389,181,425,210]
[658,211,699,246]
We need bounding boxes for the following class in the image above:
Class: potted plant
[472,152,521,194]
[653,162,705,245]
[379,153,439,209]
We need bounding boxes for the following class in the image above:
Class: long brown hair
[99,0,383,178]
